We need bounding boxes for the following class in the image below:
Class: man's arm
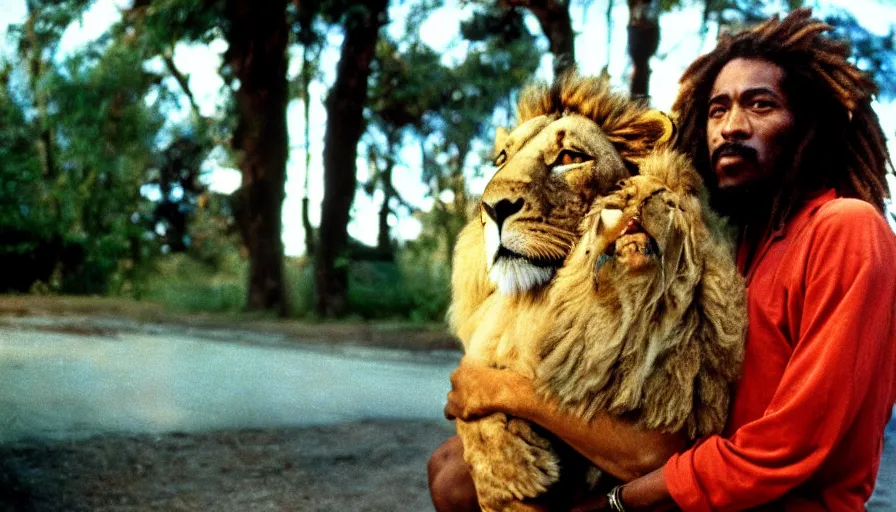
[445,358,688,482]
[626,202,896,511]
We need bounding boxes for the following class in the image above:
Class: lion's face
[480,114,631,296]
[591,177,687,278]
[450,74,675,327]
[573,150,707,293]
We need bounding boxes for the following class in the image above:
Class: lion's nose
[483,198,524,228]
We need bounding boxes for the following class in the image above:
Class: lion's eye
[557,149,590,166]
[493,150,507,166]
[552,150,593,174]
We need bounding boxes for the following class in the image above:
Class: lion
[537,149,746,442]
[449,73,675,512]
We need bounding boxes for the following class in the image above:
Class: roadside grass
[135,252,451,322]
[0,247,459,351]
[0,294,458,352]
[138,253,247,313]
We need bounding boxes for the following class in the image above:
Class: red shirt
[664,190,896,511]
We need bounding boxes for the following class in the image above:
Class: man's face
[706,58,795,189]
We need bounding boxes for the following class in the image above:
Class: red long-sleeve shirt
[664,190,896,511]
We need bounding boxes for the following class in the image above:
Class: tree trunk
[224,0,290,315]
[375,129,401,259]
[24,3,55,182]
[376,161,394,257]
[500,0,575,77]
[301,44,316,257]
[627,0,660,100]
[314,0,389,317]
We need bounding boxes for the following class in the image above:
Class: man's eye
[708,105,726,118]
[750,100,775,110]
[493,150,507,166]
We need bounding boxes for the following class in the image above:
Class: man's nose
[721,106,751,140]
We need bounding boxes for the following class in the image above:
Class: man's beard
[706,142,782,229]
[708,177,780,229]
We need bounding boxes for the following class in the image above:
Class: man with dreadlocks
[430,8,896,511]
[593,7,896,510]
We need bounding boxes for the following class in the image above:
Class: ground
[0,296,459,512]
[0,420,454,512]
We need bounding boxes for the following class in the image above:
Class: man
[429,9,896,511]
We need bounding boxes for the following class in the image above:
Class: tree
[414,5,542,264]
[627,0,661,98]
[465,0,575,76]
[149,135,208,253]
[289,0,327,257]
[47,41,166,293]
[314,0,390,317]
[825,8,896,99]
[0,61,57,292]
[364,32,445,260]
[223,0,291,315]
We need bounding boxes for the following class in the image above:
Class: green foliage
[140,252,247,312]
[135,189,247,311]
[0,65,63,292]
[137,246,450,321]
[361,0,544,300]
[702,0,805,26]
[10,0,94,55]
[120,0,224,53]
[369,39,445,129]
[45,42,164,293]
[7,0,894,324]
[0,65,47,237]
[825,9,896,99]
[0,2,188,295]
[346,257,449,321]
[287,254,450,321]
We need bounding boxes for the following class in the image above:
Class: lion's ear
[638,148,704,197]
[493,126,509,156]
[607,110,675,165]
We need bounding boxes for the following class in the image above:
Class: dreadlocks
[672,8,893,230]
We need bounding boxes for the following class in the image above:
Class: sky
[1,0,895,254]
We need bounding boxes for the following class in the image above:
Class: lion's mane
[449,73,678,512]
[537,149,747,439]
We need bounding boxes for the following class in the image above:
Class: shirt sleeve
[663,201,896,511]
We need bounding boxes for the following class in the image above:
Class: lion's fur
[538,149,746,439]
[449,73,674,338]
[449,73,677,512]
[517,76,675,167]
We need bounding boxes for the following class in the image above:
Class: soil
[0,420,455,512]
[0,296,460,511]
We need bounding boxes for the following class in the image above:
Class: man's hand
[444,357,533,421]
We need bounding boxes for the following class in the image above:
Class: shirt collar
[738,189,838,282]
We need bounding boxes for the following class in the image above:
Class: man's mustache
[711,142,758,169]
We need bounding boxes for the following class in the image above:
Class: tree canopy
[2,0,894,318]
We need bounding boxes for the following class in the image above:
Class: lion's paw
[461,416,561,510]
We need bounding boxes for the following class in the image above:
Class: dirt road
[0,313,460,511]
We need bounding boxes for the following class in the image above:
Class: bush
[285,255,450,321]
[139,252,246,313]
[133,246,451,321]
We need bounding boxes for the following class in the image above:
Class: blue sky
[2,0,895,254]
